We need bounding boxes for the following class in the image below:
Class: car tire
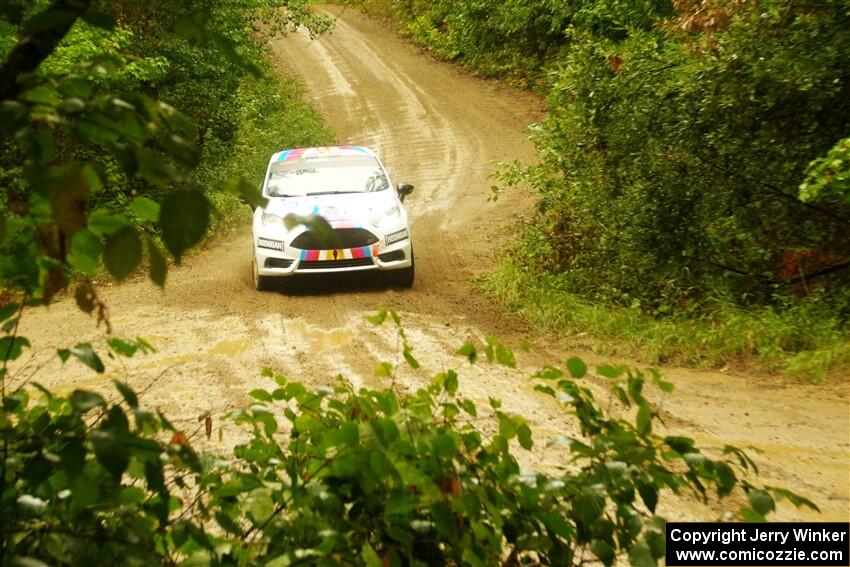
[390,249,414,288]
[253,258,273,292]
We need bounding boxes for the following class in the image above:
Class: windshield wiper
[306,190,361,196]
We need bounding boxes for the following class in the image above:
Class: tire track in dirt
[14,7,848,521]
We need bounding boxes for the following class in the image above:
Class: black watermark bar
[666,523,849,566]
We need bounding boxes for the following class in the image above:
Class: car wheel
[391,249,414,288]
[253,257,272,292]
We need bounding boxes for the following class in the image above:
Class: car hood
[263,191,398,226]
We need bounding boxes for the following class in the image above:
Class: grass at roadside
[486,261,850,381]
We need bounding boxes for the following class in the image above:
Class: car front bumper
[254,237,413,277]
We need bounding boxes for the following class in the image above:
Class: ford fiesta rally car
[251,146,414,291]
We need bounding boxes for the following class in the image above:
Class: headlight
[371,204,402,231]
[261,211,284,227]
[385,228,409,245]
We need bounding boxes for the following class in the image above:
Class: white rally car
[251,146,414,291]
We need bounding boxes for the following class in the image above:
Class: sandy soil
[12,8,849,522]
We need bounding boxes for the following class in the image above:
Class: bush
[509,2,850,311]
[0,310,816,566]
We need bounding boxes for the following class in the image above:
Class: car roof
[270,145,377,164]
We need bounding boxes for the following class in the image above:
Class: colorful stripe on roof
[274,146,372,162]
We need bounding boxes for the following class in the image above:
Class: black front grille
[291,228,379,250]
[378,250,405,262]
[265,258,293,269]
[299,258,374,270]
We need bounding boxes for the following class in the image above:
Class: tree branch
[778,258,850,285]
[697,155,850,227]
[0,0,94,101]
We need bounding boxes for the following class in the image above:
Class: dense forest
[350,0,850,377]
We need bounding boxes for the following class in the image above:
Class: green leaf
[245,489,274,523]
[457,342,477,363]
[403,345,420,369]
[597,364,625,379]
[715,462,737,497]
[664,436,694,454]
[69,343,105,373]
[637,481,658,513]
[222,178,267,209]
[495,344,516,368]
[88,209,130,236]
[159,190,210,261]
[628,541,655,567]
[215,511,242,535]
[361,543,382,567]
[375,362,393,377]
[566,356,587,378]
[104,225,142,281]
[517,423,533,450]
[458,398,477,417]
[129,196,161,222]
[146,237,167,287]
[433,432,458,457]
[284,213,340,249]
[497,413,517,439]
[591,539,616,567]
[443,369,459,395]
[574,488,605,527]
[113,380,139,408]
[747,489,775,516]
[67,228,102,276]
[249,389,273,402]
[21,84,61,105]
[136,147,174,186]
[119,486,145,506]
[365,308,387,325]
[0,336,30,362]
[70,389,106,412]
[145,460,165,493]
[107,337,139,357]
[636,402,652,435]
[0,303,19,322]
[91,430,129,480]
[740,507,766,522]
[766,486,819,511]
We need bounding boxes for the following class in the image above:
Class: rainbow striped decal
[275,146,370,162]
[300,245,380,262]
[276,148,306,162]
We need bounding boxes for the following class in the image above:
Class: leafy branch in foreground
[0,311,816,566]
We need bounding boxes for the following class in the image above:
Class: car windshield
[266,156,389,197]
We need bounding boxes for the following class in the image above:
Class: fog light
[257,238,284,251]
[385,228,409,245]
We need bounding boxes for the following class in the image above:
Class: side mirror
[397,183,414,202]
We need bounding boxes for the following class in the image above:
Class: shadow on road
[268,271,410,296]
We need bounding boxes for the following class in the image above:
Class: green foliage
[486,260,850,379]
[0,0,332,298]
[800,137,850,205]
[506,3,850,311]
[353,0,850,373]
[0,314,815,566]
[346,0,672,84]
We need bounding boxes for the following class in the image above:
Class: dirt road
[14,8,849,522]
